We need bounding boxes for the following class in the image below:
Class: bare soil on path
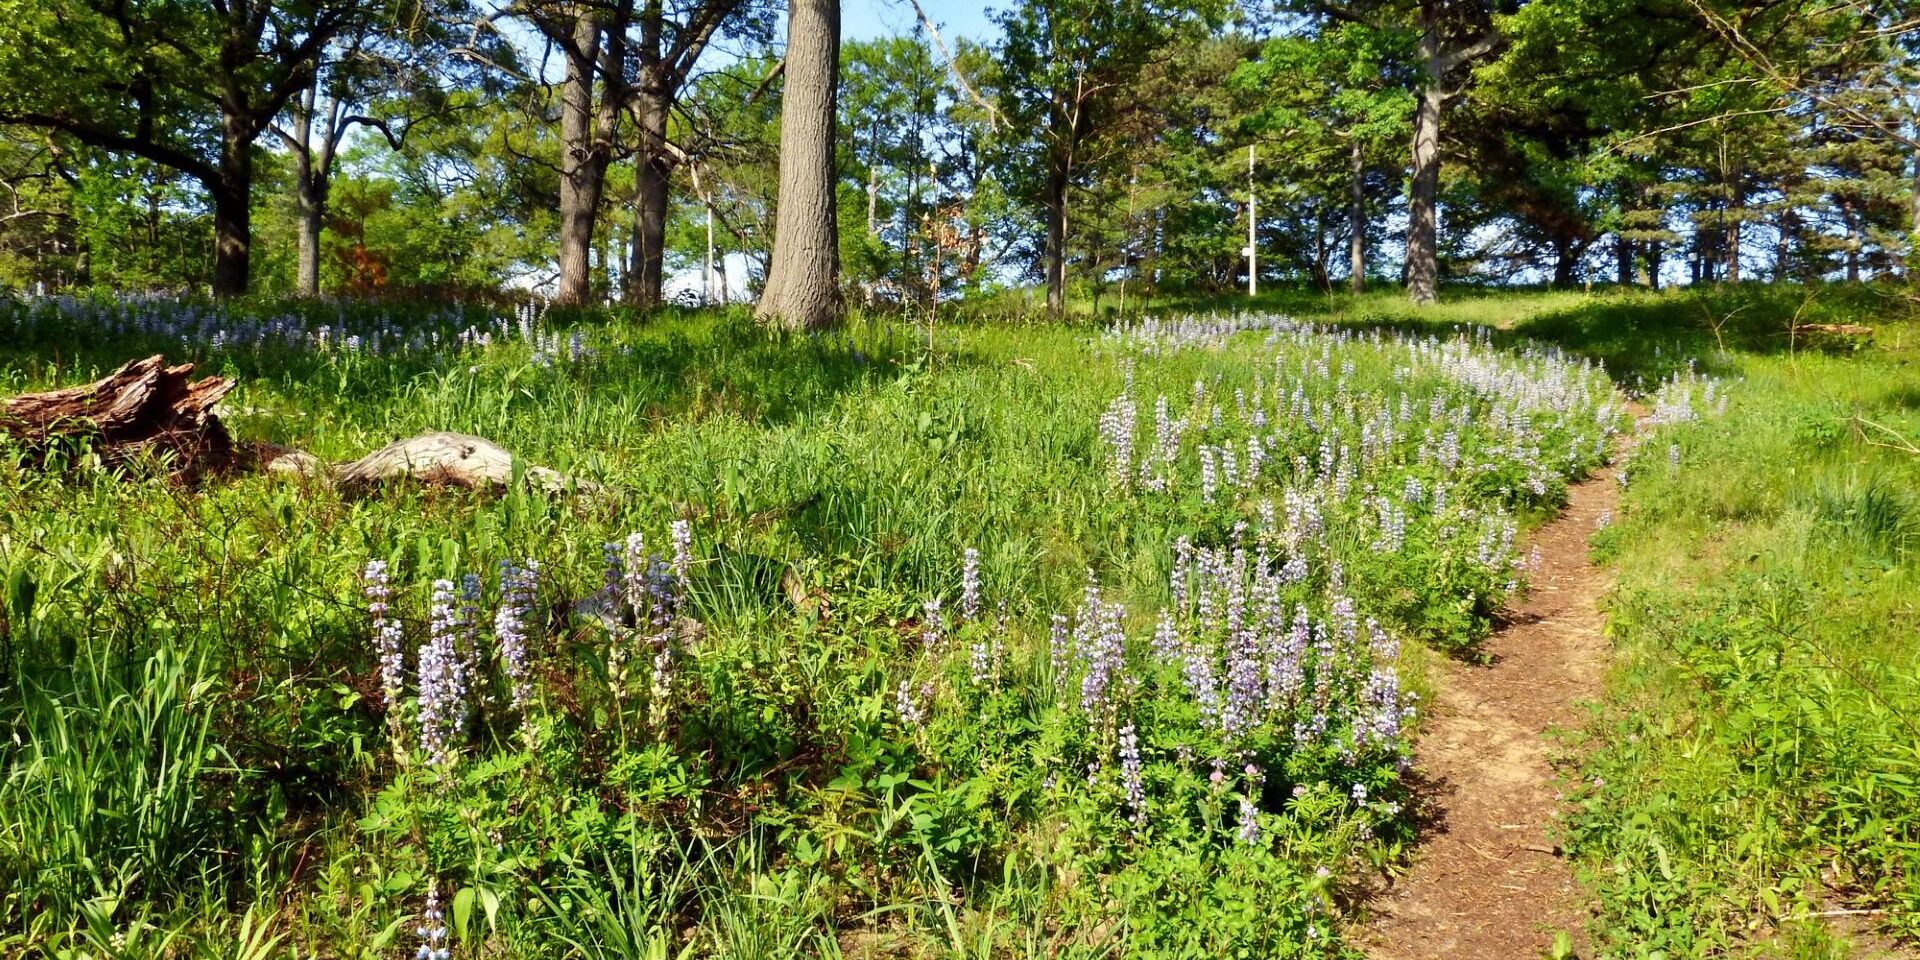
[1357,460,1622,959]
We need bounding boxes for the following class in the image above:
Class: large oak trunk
[211,112,255,299]
[1044,164,1068,317]
[756,0,843,330]
[627,89,674,308]
[556,17,606,307]
[1405,82,1443,306]
[1349,136,1366,294]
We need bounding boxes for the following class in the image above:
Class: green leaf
[453,886,476,941]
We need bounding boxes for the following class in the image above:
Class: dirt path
[1357,457,1624,958]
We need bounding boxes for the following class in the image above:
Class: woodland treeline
[0,0,1916,324]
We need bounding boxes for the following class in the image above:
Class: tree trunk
[1615,234,1632,285]
[1843,199,1862,282]
[1552,236,1577,287]
[296,173,324,296]
[1776,208,1795,280]
[289,87,324,297]
[556,16,604,307]
[756,0,843,330]
[1645,240,1662,290]
[626,86,674,308]
[1349,136,1366,294]
[211,112,254,298]
[1043,163,1068,317]
[1725,180,1742,283]
[1405,80,1444,305]
[1909,145,1919,277]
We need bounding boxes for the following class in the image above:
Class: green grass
[1481,284,1919,958]
[4,282,1915,959]
[0,294,1620,957]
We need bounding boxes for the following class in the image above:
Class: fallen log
[4,357,590,493]
[330,431,592,493]
[0,355,235,478]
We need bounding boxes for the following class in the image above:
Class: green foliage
[0,290,1623,954]
[1548,288,1920,955]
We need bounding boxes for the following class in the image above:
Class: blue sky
[844,0,1001,44]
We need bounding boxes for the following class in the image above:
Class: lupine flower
[1237,797,1261,845]
[1099,395,1137,489]
[453,573,481,732]
[894,679,930,728]
[1150,609,1181,663]
[415,884,450,960]
[364,560,405,709]
[1118,723,1145,826]
[670,520,693,582]
[417,580,464,767]
[495,559,539,709]
[920,598,945,655]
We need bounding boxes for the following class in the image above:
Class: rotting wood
[4,357,589,493]
[0,354,235,478]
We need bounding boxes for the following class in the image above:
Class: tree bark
[626,85,674,308]
[556,15,603,306]
[1405,81,1443,306]
[1349,136,1366,294]
[553,2,631,307]
[1909,145,1919,277]
[1725,176,1742,283]
[1043,162,1068,317]
[1615,234,1633,285]
[1775,208,1795,280]
[1552,235,1577,287]
[211,111,255,298]
[756,0,843,330]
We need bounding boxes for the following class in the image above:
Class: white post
[1247,144,1258,297]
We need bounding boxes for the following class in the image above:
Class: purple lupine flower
[1200,446,1218,505]
[1237,797,1261,845]
[1078,596,1127,717]
[415,883,450,960]
[921,597,946,655]
[960,547,982,621]
[894,679,930,728]
[417,580,463,767]
[1099,395,1137,489]
[1222,631,1263,741]
[1118,723,1146,826]
[495,559,538,709]
[670,520,693,582]
[1151,609,1181,664]
[455,573,481,729]
[1181,635,1222,724]
[364,560,405,709]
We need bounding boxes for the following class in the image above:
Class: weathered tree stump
[0,355,236,477]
